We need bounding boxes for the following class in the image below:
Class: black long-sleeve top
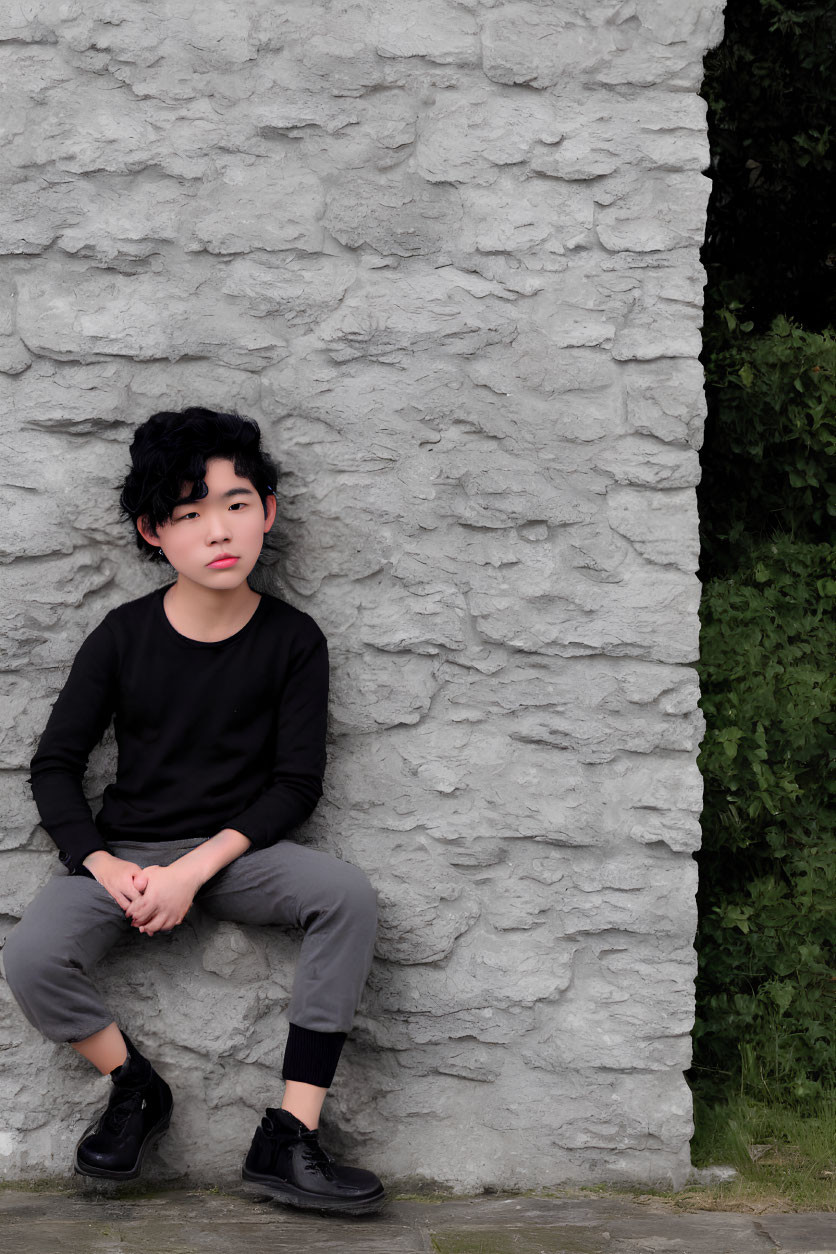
[29,585,329,875]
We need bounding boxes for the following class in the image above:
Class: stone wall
[0,1,723,1190]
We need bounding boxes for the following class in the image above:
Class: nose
[205,509,232,544]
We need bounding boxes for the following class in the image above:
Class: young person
[2,407,386,1215]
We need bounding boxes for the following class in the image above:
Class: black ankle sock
[282,1024,347,1088]
[110,1032,150,1084]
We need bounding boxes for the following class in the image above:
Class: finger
[132,873,149,893]
[111,891,132,911]
[129,902,156,925]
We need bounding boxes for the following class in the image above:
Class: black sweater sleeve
[28,620,118,874]
[222,627,329,849]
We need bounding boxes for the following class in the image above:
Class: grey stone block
[0,0,720,1191]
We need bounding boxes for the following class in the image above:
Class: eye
[229,502,247,511]
[175,511,199,521]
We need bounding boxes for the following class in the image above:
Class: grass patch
[682,1091,836,1211]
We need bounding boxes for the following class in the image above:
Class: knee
[333,863,378,933]
[2,917,70,999]
[2,920,36,996]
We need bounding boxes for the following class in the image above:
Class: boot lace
[102,1086,146,1135]
[299,1128,337,1180]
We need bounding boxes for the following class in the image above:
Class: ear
[263,493,277,532]
[136,515,159,548]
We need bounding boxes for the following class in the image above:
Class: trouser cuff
[282,1022,347,1088]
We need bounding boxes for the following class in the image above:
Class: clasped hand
[85,838,245,937]
[125,863,200,935]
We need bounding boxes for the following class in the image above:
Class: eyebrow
[174,487,256,507]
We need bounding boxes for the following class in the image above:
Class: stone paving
[0,1189,834,1254]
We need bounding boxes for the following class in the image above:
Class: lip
[206,554,239,569]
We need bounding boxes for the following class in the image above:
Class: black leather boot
[74,1032,173,1180]
[242,1107,386,1215]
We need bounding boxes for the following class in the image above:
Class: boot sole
[241,1167,388,1215]
[74,1107,173,1182]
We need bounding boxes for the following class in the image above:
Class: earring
[158,548,165,557]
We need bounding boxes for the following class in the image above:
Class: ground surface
[0,1188,834,1254]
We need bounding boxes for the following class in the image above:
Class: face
[138,457,277,592]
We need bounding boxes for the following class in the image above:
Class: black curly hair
[119,407,279,562]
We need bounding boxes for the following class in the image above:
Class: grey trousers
[2,837,378,1045]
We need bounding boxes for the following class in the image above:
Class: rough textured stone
[0,0,722,1192]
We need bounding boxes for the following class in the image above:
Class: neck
[164,577,261,641]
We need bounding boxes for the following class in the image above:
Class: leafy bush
[699,315,836,578]
[692,535,836,1103]
[692,0,836,1115]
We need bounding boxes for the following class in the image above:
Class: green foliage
[693,536,836,1104]
[693,0,836,1119]
[698,315,836,577]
